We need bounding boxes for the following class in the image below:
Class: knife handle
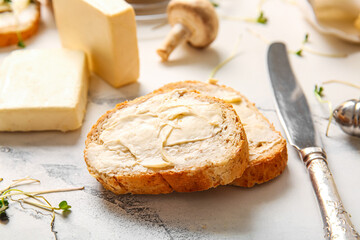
[300,147,360,240]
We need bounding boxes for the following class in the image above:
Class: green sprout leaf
[0,199,9,221]
[314,84,324,97]
[59,201,71,211]
[0,199,9,208]
[17,40,26,48]
[256,11,268,24]
[295,49,303,57]
[16,31,26,48]
[210,0,219,7]
[303,33,309,43]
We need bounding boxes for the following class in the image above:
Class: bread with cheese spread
[154,81,287,187]
[0,0,41,47]
[84,89,249,194]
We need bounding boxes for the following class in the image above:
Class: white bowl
[300,0,360,43]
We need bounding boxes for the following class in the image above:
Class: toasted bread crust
[154,81,288,187]
[0,2,41,47]
[84,90,249,194]
[231,138,287,187]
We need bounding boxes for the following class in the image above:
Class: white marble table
[1,1,359,239]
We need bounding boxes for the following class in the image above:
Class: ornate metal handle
[300,147,360,240]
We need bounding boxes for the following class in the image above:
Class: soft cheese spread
[0,0,37,33]
[87,90,224,171]
[202,84,282,162]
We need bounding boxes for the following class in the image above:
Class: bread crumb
[208,78,219,84]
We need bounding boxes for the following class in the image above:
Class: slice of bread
[0,1,41,47]
[155,81,288,187]
[84,89,249,194]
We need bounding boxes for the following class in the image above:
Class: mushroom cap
[167,0,219,48]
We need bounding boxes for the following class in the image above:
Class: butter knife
[267,42,359,240]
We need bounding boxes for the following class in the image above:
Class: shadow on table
[93,167,291,238]
[309,28,360,56]
[161,44,222,69]
[0,127,83,147]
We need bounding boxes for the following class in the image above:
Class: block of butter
[0,49,89,132]
[52,0,140,88]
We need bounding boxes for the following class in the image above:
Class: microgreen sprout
[209,36,242,79]
[256,11,268,24]
[210,0,219,7]
[314,85,333,136]
[0,198,9,221]
[16,31,26,48]
[314,84,324,97]
[58,201,71,211]
[322,80,360,90]
[295,49,303,57]
[292,33,347,58]
[17,41,26,48]
[0,177,83,239]
[303,33,309,43]
[292,33,308,57]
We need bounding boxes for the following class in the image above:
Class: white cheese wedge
[52,0,140,88]
[0,49,89,132]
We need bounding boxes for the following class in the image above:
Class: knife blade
[267,42,359,240]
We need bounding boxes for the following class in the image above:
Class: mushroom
[156,0,219,61]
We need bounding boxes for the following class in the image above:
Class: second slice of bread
[84,89,249,194]
[155,81,288,187]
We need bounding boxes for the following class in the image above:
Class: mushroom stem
[157,23,191,61]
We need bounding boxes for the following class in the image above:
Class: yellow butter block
[53,0,140,88]
[0,49,89,132]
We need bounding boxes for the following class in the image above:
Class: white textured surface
[1,0,360,239]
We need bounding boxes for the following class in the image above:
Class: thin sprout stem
[10,178,40,188]
[315,93,333,136]
[220,0,267,22]
[258,0,267,12]
[246,28,270,44]
[209,56,237,79]
[303,47,348,58]
[209,36,242,79]
[2,188,24,196]
[24,194,54,210]
[12,176,39,184]
[243,18,258,23]
[322,80,360,89]
[51,210,58,240]
[0,205,8,212]
[288,50,301,55]
[0,186,84,199]
[22,199,59,212]
[0,177,40,194]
